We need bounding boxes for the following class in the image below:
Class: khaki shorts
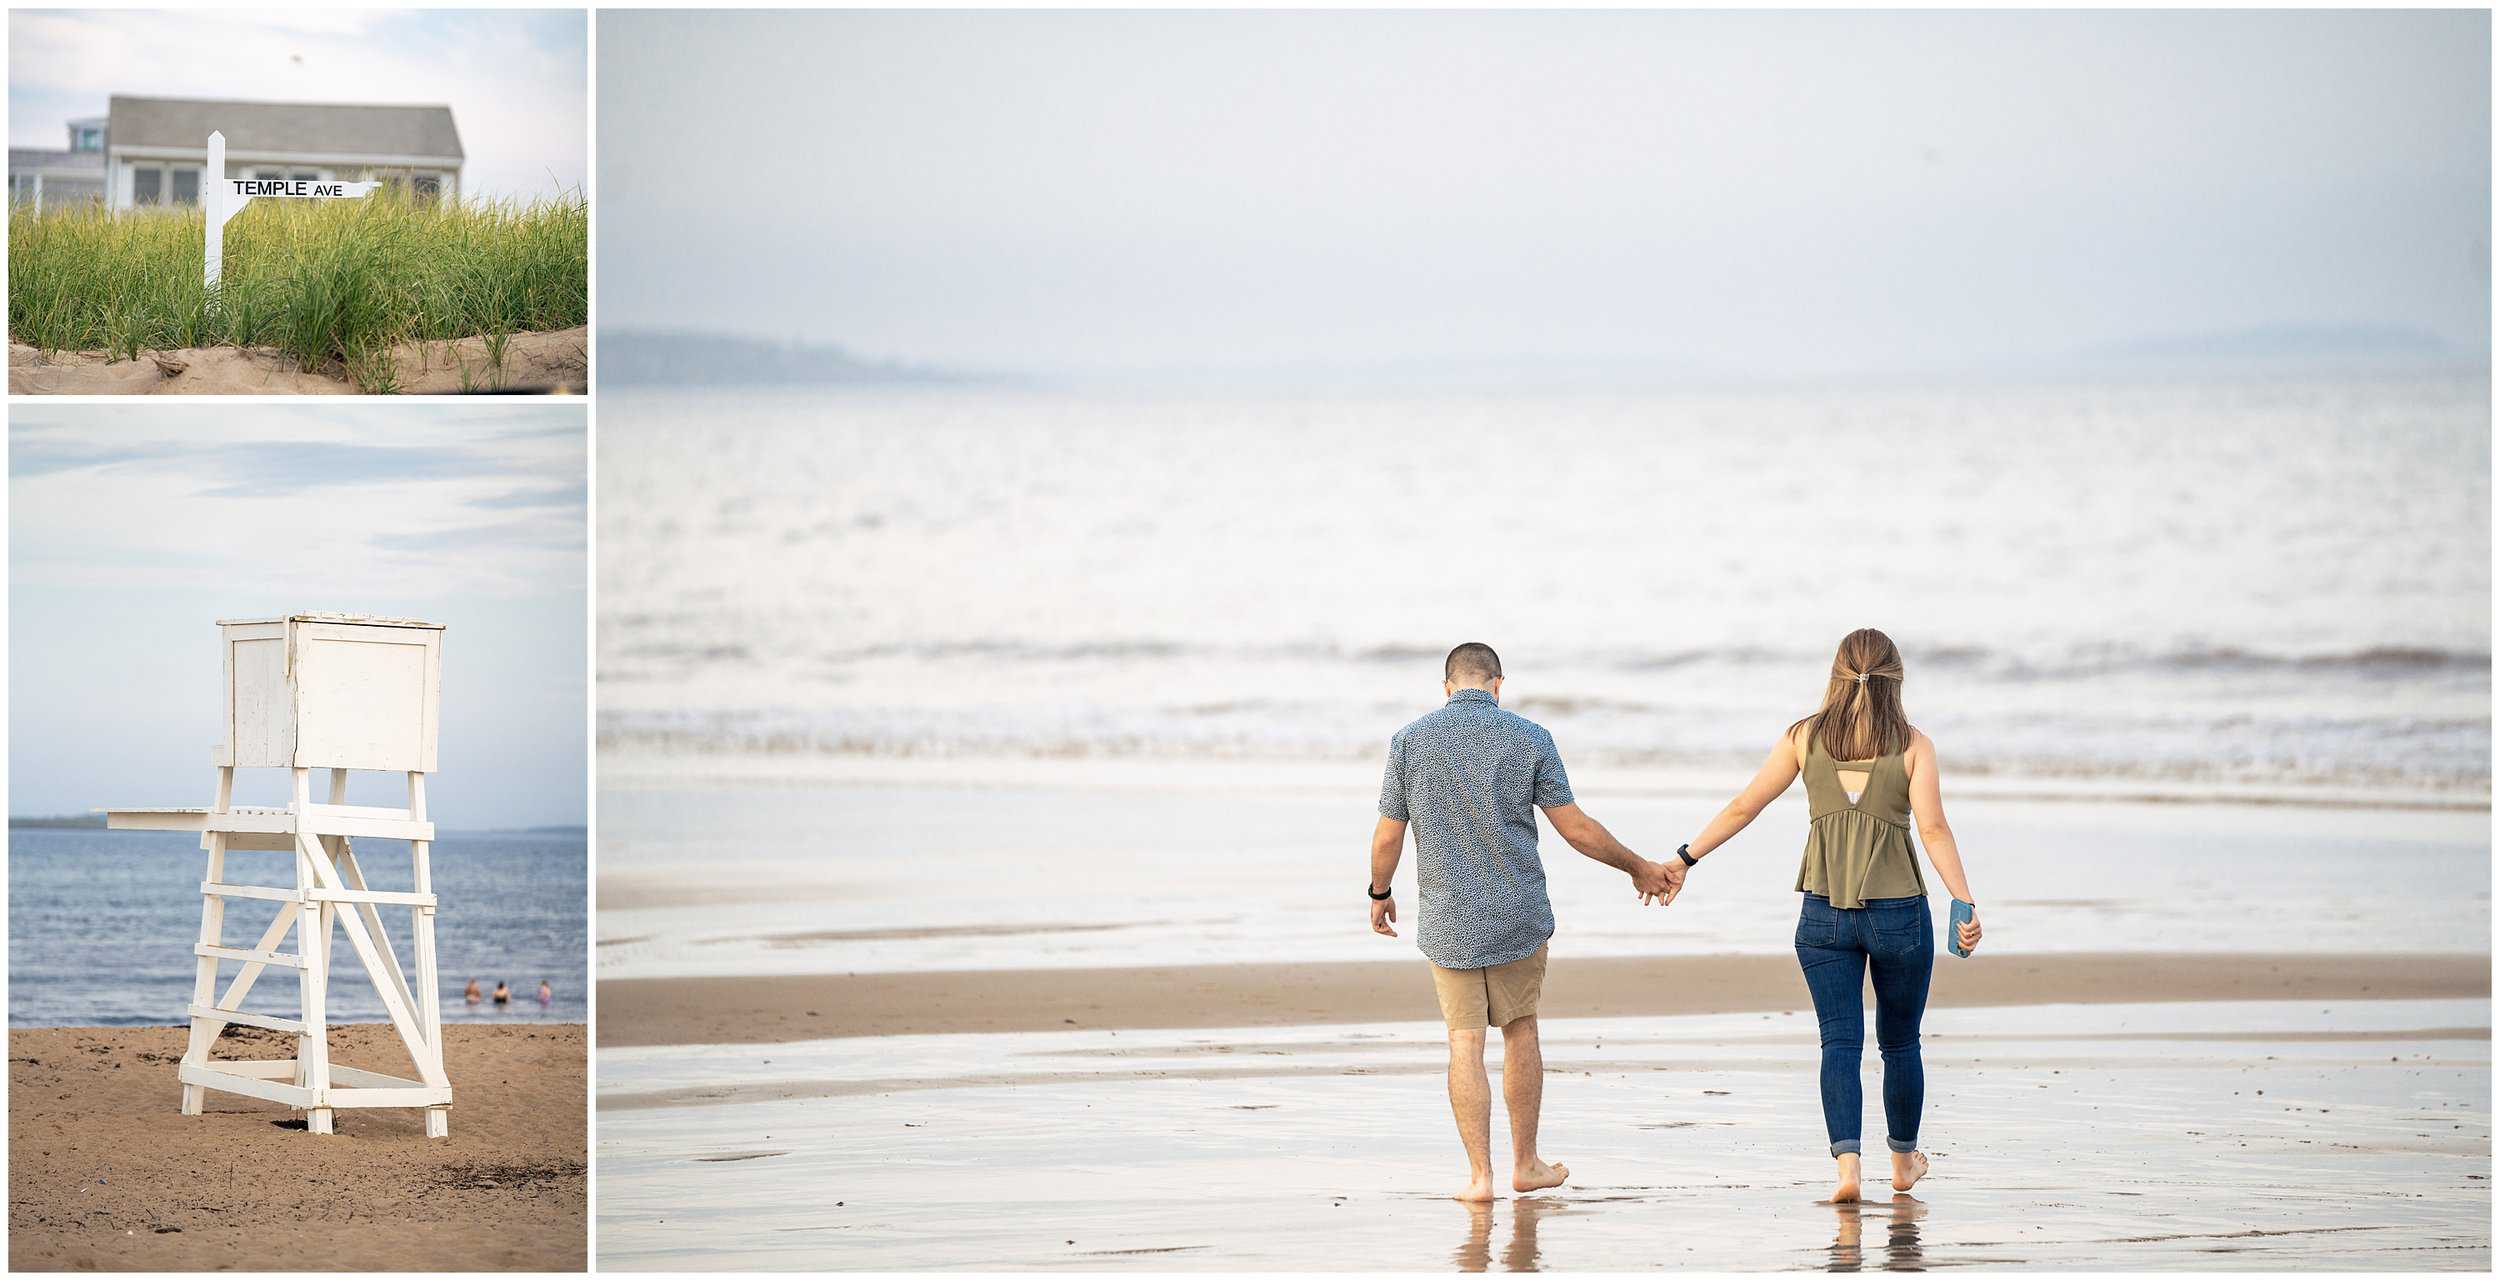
[1429,943,1549,1031]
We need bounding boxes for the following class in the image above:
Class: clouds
[8,405,584,600]
[9,8,586,202]
[7,405,587,828]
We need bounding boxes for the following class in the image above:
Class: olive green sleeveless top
[1794,735,1925,909]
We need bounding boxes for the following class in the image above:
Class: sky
[600,8,2491,384]
[10,8,586,202]
[9,406,587,829]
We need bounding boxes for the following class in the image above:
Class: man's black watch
[1368,883,1393,901]
[1676,844,1699,867]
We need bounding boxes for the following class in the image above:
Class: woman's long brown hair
[1789,628,1911,761]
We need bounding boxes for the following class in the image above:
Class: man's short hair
[1445,642,1503,684]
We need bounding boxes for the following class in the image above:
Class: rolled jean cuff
[1886,1136,1917,1153]
[1830,1139,1861,1157]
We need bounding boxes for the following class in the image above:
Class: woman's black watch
[1677,844,1698,867]
[1367,883,1393,901]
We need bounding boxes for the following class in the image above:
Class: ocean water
[9,826,587,1027]
[598,373,2491,799]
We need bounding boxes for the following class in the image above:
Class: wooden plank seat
[105,804,435,842]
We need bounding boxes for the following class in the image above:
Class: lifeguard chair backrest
[219,615,445,773]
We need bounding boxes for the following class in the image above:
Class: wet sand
[595,771,2490,1267]
[598,950,2488,1047]
[595,999,2490,1270]
[10,1023,586,1271]
[594,778,2492,982]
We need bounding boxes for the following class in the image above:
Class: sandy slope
[8,325,587,394]
[9,1023,585,1271]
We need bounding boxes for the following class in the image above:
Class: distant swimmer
[492,981,511,1006]
[537,980,553,1006]
[464,978,482,1005]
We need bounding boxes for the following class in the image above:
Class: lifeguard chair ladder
[106,615,451,1137]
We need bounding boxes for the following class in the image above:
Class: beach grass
[8,192,588,391]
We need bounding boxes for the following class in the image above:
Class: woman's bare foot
[1830,1152,1862,1203]
[1890,1149,1929,1192]
[1513,1157,1570,1193]
[1454,1170,1497,1203]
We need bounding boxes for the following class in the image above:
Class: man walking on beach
[1368,642,1678,1202]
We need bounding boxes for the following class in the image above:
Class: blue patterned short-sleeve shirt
[1378,688,1573,970]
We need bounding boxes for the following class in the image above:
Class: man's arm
[1542,802,1671,901]
[1369,816,1407,936]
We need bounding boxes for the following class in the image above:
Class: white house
[96,95,463,210]
[7,116,108,210]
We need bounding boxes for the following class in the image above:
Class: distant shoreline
[593,344,2490,395]
[598,330,1030,388]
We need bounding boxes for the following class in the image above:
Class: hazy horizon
[600,9,2489,385]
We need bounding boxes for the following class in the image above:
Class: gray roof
[108,95,462,162]
[9,147,104,174]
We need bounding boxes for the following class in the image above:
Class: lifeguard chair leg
[294,769,336,1134]
[412,771,449,1138]
[181,767,236,1116]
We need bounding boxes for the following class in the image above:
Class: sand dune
[8,326,587,395]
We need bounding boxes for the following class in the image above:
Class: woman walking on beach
[1664,628,1983,1202]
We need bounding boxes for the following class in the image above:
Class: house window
[132,166,162,205]
[252,168,282,181]
[291,170,318,183]
[10,173,36,203]
[413,173,442,203]
[171,168,200,206]
[73,126,102,152]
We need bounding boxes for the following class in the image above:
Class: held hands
[1633,857,1686,907]
[1370,894,1398,938]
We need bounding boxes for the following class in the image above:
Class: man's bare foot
[1454,1171,1498,1203]
[1830,1152,1862,1203]
[1890,1150,1929,1192]
[1513,1158,1570,1193]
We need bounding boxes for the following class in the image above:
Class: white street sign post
[202,130,379,295]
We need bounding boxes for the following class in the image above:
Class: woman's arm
[1906,730,1983,952]
[1685,730,1805,861]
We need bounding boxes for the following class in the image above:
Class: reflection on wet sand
[1453,1203,1492,1272]
[1455,1192,1927,1273]
[1828,1196,1926,1272]
[1453,1196,1579,1272]
[596,1000,2491,1270]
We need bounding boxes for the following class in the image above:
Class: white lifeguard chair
[106,615,451,1137]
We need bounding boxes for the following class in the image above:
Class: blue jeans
[1794,892,1933,1157]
